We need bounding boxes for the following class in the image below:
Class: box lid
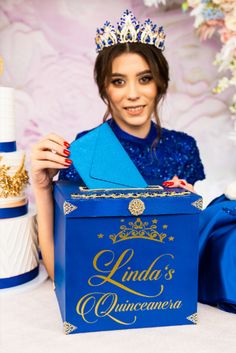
[53,181,203,218]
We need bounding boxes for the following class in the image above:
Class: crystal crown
[95,9,166,53]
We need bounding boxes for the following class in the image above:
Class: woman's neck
[111,118,152,139]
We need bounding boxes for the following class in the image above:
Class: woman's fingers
[30,134,72,176]
[34,138,70,157]
[179,182,195,193]
[31,134,71,162]
[33,149,71,165]
[45,133,69,148]
[162,176,195,192]
[32,160,70,170]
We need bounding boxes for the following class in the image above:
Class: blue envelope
[69,122,148,189]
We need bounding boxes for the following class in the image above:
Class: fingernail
[64,141,70,148]
[180,181,186,186]
[163,181,174,186]
[63,149,70,156]
[65,158,72,165]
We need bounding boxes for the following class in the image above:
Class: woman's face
[106,52,157,138]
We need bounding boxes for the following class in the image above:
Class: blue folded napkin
[69,122,148,189]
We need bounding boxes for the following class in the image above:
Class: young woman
[31,12,205,281]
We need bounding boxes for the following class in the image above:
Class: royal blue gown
[198,195,236,313]
[59,118,236,313]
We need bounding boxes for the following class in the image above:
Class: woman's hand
[30,133,72,190]
[162,175,195,192]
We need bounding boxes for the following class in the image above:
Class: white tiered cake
[0,86,39,289]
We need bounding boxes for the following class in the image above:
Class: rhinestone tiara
[95,9,166,53]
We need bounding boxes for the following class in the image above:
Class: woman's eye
[140,76,153,83]
[111,79,125,86]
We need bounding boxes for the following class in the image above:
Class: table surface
[1,278,236,353]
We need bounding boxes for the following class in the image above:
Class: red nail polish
[163,181,174,186]
[180,181,186,186]
[64,141,70,148]
[65,158,72,164]
[63,149,70,156]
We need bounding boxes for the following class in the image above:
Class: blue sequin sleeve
[176,133,205,184]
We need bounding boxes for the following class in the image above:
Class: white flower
[225,9,236,32]
[144,0,166,7]
[190,4,205,28]
[187,0,201,7]
[215,37,236,72]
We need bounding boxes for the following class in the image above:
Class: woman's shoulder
[75,127,97,140]
[160,127,198,149]
[161,127,196,141]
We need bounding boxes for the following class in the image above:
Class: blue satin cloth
[198,195,236,313]
[59,118,205,185]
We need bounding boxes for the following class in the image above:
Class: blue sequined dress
[59,118,236,313]
[59,119,205,184]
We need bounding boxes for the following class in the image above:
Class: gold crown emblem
[109,218,168,244]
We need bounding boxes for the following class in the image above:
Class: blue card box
[54,181,203,335]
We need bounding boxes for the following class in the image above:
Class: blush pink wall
[0,0,235,204]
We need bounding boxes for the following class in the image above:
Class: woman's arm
[31,134,71,280]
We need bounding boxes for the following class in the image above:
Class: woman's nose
[127,82,140,101]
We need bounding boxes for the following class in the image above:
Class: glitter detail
[0,154,29,197]
[192,198,203,210]
[59,119,205,185]
[186,313,198,324]
[63,321,77,335]
[63,201,78,215]
[128,199,145,215]
[222,207,236,217]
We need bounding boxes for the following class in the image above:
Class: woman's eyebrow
[111,70,152,77]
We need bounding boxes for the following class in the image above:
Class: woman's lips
[124,105,145,116]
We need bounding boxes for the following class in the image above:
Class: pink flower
[197,20,224,41]
[219,28,236,44]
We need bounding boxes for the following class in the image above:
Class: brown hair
[94,42,169,137]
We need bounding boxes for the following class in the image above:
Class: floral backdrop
[0,0,235,205]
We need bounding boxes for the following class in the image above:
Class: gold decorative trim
[71,190,190,200]
[186,313,198,324]
[109,217,167,244]
[128,199,145,215]
[63,201,78,215]
[0,154,29,198]
[191,198,203,210]
[63,321,77,335]
[79,185,164,192]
